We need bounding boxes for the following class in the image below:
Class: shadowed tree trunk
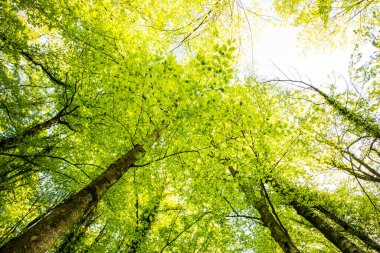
[315,205,380,252]
[0,130,159,253]
[0,105,78,152]
[264,177,367,253]
[125,197,161,253]
[255,192,300,253]
[56,207,99,253]
[292,201,365,253]
[228,167,300,253]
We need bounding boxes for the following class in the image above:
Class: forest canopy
[0,0,379,252]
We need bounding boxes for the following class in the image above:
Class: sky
[236,0,358,88]
[240,25,355,84]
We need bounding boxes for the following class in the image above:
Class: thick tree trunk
[292,201,365,253]
[315,206,380,252]
[255,196,300,253]
[55,208,99,253]
[0,144,147,253]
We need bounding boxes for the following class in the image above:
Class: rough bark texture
[0,144,145,253]
[315,206,380,252]
[255,196,300,253]
[292,201,365,253]
[56,208,99,253]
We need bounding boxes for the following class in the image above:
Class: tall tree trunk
[313,85,380,140]
[255,193,300,253]
[292,201,365,253]
[315,205,380,252]
[125,197,161,253]
[265,177,367,253]
[228,167,300,253]
[0,130,159,253]
[0,106,78,152]
[274,80,380,139]
[55,207,99,253]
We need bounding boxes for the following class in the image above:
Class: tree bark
[228,167,300,253]
[263,177,367,253]
[292,201,365,253]
[255,195,300,253]
[55,207,99,253]
[0,143,148,253]
[0,106,78,152]
[315,205,380,252]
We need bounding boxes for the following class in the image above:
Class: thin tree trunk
[0,130,158,253]
[125,197,161,253]
[228,167,300,253]
[0,106,78,152]
[313,86,380,140]
[271,80,380,139]
[292,201,365,253]
[315,205,380,252]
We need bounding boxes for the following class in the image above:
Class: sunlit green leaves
[1,0,379,252]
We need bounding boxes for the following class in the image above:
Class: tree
[0,139,154,253]
[1,0,379,252]
[229,167,300,253]
[274,0,380,45]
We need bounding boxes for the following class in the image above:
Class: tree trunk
[291,81,380,139]
[292,201,365,253]
[228,167,299,253]
[0,143,149,253]
[255,195,300,253]
[267,80,380,137]
[264,177,367,253]
[0,106,78,152]
[315,205,380,252]
[125,197,161,253]
[0,118,57,151]
[55,207,99,253]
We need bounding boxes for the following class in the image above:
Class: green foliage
[274,0,380,46]
[0,0,379,252]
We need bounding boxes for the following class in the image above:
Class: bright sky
[240,26,354,83]
[237,1,357,87]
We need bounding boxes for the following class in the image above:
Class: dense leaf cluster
[0,1,379,252]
